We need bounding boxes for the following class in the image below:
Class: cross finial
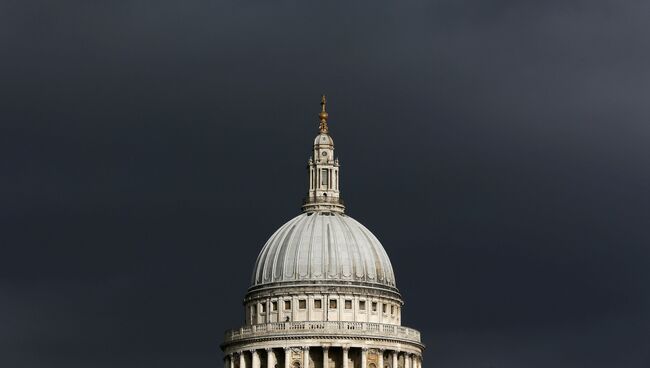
[319,94,329,133]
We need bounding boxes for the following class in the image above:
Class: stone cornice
[244,283,403,304]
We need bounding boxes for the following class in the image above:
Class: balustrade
[224,321,420,343]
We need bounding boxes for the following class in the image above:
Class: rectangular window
[299,299,307,309]
[272,301,278,311]
[329,299,337,309]
[314,299,322,309]
[284,301,291,310]
[391,305,394,314]
[321,169,328,186]
[359,300,366,310]
[383,304,387,313]
[252,305,257,315]
[345,300,352,309]
[372,302,377,312]
[261,302,266,313]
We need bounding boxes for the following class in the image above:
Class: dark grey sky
[2,1,649,367]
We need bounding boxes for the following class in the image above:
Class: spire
[302,95,344,213]
[319,94,329,133]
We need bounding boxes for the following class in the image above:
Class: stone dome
[251,211,397,291]
[314,133,334,146]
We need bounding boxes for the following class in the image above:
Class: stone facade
[221,97,423,368]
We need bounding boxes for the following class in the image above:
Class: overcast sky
[1,1,649,367]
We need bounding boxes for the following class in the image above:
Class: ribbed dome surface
[314,133,334,146]
[251,212,396,290]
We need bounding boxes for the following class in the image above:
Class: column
[307,296,311,321]
[284,348,291,368]
[342,347,349,368]
[361,348,368,368]
[240,352,246,368]
[230,354,235,368]
[224,355,230,368]
[391,351,397,368]
[377,350,384,368]
[325,294,329,321]
[303,347,310,368]
[266,348,275,368]
[322,346,329,368]
[252,350,260,368]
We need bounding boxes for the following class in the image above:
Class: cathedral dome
[222,97,423,365]
[250,211,397,291]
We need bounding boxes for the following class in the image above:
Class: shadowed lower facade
[221,96,424,368]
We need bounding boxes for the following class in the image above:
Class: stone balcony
[223,321,421,345]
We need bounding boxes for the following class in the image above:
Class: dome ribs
[281,222,299,280]
[270,217,298,282]
[250,212,397,291]
[308,211,321,279]
[257,218,289,284]
[327,216,339,279]
[334,213,353,279]
[357,223,383,282]
[296,214,313,279]
[338,214,365,280]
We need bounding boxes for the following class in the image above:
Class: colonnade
[225,346,422,368]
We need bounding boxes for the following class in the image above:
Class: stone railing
[223,321,421,344]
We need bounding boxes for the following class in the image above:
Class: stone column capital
[302,346,310,351]
[342,346,350,352]
[361,347,368,352]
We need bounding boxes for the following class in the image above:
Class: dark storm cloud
[1,1,649,367]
